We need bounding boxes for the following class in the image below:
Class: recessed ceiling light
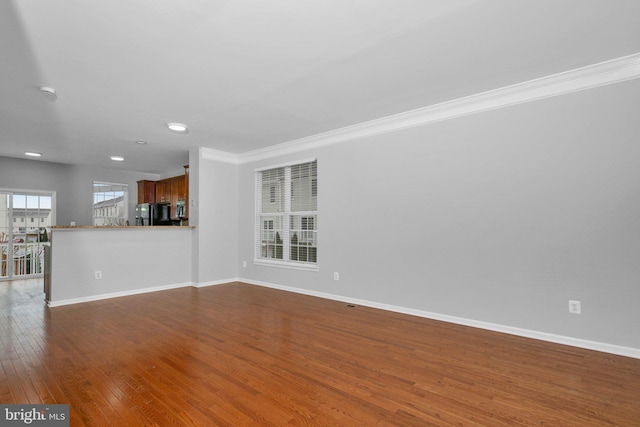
[167,123,189,134]
[110,156,125,162]
[25,151,42,157]
[39,86,57,101]
[135,140,148,145]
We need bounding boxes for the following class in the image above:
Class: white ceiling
[1,0,639,174]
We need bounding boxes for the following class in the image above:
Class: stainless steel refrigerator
[135,203,171,226]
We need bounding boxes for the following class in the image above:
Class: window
[291,215,316,263]
[93,182,128,226]
[255,159,317,270]
[1,191,53,279]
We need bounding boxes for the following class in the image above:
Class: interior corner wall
[237,79,640,350]
[190,148,239,285]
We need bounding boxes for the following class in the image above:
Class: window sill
[253,259,319,272]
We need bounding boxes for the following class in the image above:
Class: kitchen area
[135,166,189,226]
[44,166,195,306]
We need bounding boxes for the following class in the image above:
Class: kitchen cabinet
[155,180,170,203]
[178,174,187,200]
[137,168,188,220]
[183,166,189,218]
[168,175,189,219]
[170,177,180,217]
[137,180,156,204]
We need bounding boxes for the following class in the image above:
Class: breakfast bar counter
[45,226,194,306]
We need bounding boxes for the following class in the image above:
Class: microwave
[176,200,186,218]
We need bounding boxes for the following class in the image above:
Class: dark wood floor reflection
[1,279,639,426]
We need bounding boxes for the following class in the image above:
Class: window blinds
[255,160,317,266]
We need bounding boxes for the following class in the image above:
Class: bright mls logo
[1,405,69,426]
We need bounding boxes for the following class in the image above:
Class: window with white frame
[255,159,317,269]
[93,182,128,226]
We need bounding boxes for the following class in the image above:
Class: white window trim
[253,258,319,272]
[254,159,318,272]
[254,157,317,172]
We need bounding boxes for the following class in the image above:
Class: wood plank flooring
[1,279,639,426]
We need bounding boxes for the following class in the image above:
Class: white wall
[190,148,239,285]
[49,228,192,304]
[237,79,640,351]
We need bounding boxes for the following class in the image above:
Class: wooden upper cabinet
[177,175,187,201]
[182,169,189,219]
[155,179,170,203]
[137,180,156,204]
[170,177,179,217]
[138,168,188,219]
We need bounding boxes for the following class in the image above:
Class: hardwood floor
[1,279,639,426]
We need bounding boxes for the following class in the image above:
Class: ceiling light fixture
[167,123,189,134]
[25,151,42,157]
[39,86,57,101]
[135,140,148,145]
[110,156,125,162]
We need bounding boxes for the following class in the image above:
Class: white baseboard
[240,278,640,360]
[47,278,238,307]
[191,278,240,288]
[47,282,193,307]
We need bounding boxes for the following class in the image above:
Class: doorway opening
[0,191,54,280]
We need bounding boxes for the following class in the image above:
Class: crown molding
[200,147,240,165]
[202,53,640,165]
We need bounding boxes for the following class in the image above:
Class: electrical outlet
[95,271,102,280]
[243,261,247,268]
[334,272,339,281]
[569,300,581,314]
